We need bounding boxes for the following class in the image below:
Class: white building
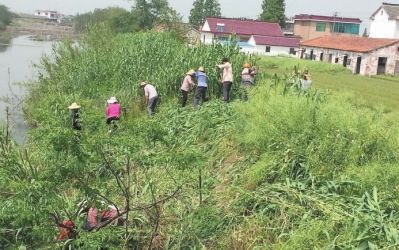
[200,17,299,56]
[247,35,299,56]
[300,36,399,76]
[370,3,399,38]
[34,10,59,21]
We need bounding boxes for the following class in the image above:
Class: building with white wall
[34,10,59,21]
[370,3,399,38]
[300,36,399,76]
[200,17,299,56]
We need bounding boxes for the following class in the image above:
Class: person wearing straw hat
[193,66,208,108]
[241,63,256,100]
[180,69,196,107]
[140,81,158,116]
[106,96,121,125]
[68,102,81,130]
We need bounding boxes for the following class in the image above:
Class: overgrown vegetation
[1,29,399,249]
[73,0,181,34]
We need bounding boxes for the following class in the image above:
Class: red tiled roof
[294,14,362,24]
[253,35,300,47]
[301,36,399,53]
[204,17,283,37]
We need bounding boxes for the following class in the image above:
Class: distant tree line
[73,0,181,33]
[73,0,287,34]
[0,5,13,30]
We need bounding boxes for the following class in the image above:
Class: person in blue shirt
[193,66,208,108]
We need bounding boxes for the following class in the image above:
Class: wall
[294,20,332,41]
[295,20,359,41]
[200,32,214,44]
[252,45,294,56]
[370,8,398,38]
[300,43,399,76]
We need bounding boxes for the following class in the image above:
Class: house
[294,14,362,41]
[34,10,59,21]
[247,35,299,55]
[299,36,399,76]
[200,17,299,55]
[370,2,399,39]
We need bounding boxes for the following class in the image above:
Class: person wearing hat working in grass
[106,96,121,126]
[180,69,196,107]
[241,63,257,100]
[68,102,81,130]
[193,66,208,108]
[217,57,233,103]
[140,81,158,116]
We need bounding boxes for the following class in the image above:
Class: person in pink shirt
[217,57,233,103]
[85,206,98,231]
[180,69,196,107]
[106,96,121,124]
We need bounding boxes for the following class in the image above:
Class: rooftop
[301,36,399,53]
[294,14,362,24]
[203,17,283,37]
[371,2,399,20]
[252,35,300,47]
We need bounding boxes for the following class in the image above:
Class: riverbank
[2,14,75,41]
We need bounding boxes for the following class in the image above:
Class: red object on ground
[57,220,75,241]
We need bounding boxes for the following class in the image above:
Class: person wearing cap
[140,81,158,116]
[193,66,208,108]
[68,102,81,130]
[106,96,122,125]
[217,57,233,103]
[180,69,196,107]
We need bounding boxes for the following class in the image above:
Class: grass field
[258,56,399,113]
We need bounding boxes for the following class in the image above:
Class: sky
[1,0,399,28]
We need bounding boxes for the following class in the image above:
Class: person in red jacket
[57,220,75,241]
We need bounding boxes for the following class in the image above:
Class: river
[0,35,54,143]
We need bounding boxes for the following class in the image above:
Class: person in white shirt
[217,57,233,103]
[140,81,158,116]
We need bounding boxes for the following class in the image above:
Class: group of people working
[67,57,259,131]
[56,202,121,241]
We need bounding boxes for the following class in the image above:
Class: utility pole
[332,12,338,35]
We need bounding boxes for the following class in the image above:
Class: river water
[0,35,54,143]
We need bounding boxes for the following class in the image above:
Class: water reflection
[0,35,54,143]
[0,35,12,53]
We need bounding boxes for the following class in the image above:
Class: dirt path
[4,16,76,41]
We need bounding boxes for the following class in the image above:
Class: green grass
[258,56,399,113]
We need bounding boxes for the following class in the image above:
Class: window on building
[216,23,225,32]
[335,57,339,63]
[266,46,271,52]
[333,23,359,35]
[45,12,48,15]
[289,48,296,55]
[316,22,326,32]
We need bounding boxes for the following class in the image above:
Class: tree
[259,0,286,26]
[203,0,221,18]
[189,0,205,27]
[132,0,182,30]
[0,5,13,30]
[362,27,368,37]
[189,0,221,27]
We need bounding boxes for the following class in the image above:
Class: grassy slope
[258,56,399,112]
[4,39,399,248]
